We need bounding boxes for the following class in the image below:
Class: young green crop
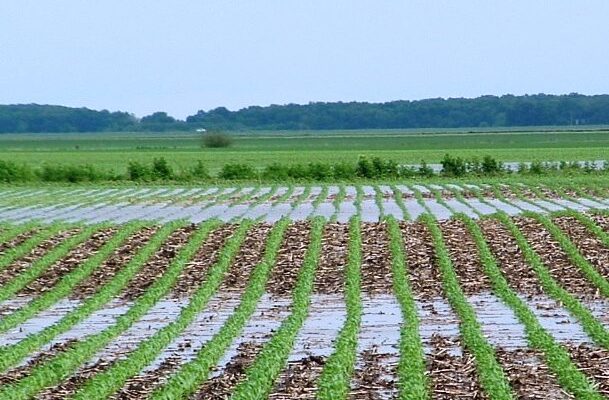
[389,185,411,221]
[354,185,364,218]
[0,220,216,400]
[331,185,347,222]
[0,222,146,334]
[313,185,329,210]
[0,221,37,245]
[0,221,183,373]
[0,224,67,270]
[494,212,609,349]
[459,213,603,399]
[316,217,362,400]
[150,219,290,399]
[528,211,609,298]
[72,221,252,400]
[0,224,102,303]
[422,213,514,400]
[372,185,385,218]
[386,217,428,399]
[230,217,324,400]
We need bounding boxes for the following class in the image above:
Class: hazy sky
[1,1,608,118]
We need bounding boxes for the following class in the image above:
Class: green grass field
[2,128,609,173]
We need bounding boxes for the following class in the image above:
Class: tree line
[2,93,609,133]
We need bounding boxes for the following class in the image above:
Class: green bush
[189,161,210,180]
[127,161,151,181]
[38,164,104,183]
[219,163,257,180]
[202,132,233,148]
[0,160,33,183]
[152,157,173,179]
[440,153,467,177]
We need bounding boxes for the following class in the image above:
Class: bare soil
[314,223,348,295]
[401,222,444,299]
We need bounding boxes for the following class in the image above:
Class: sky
[1,1,608,119]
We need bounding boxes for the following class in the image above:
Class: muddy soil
[566,343,609,396]
[171,224,238,297]
[514,217,600,299]
[70,226,157,299]
[37,357,114,399]
[19,227,117,295]
[191,342,263,399]
[266,221,312,296]
[120,225,197,301]
[495,348,574,399]
[401,222,444,299]
[554,215,609,280]
[478,219,545,296]
[220,223,272,291]
[0,228,38,254]
[349,347,397,400]
[426,335,487,399]
[268,356,325,400]
[0,339,77,386]
[314,223,348,295]
[109,357,181,399]
[360,223,393,295]
[439,219,491,295]
[590,214,609,233]
[0,228,80,286]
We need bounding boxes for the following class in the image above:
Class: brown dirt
[70,226,158,299]
[268,356,325,400]
[170,224,238,298]
[590,214,609,234]
[401,222,444,299]
[0,339,78,385]
[19,227,117,296]
[514,217,600,299]
[109,357,182,399]
[120,225,197,301]
[495,348,574,400]
[360,223,393,295]
[478,218,545,296]
[426,335,487,399]
[191,342,263,399]
[314,223,348,295]
[566,343,609,397]
[554,215,609,280]
[37,358,114,399]
[440,219,492,295]
[0,228,38,254]
[266,221,312,296]
[220,224,272,291]
[0,228,80,286]
[349,347,397,400]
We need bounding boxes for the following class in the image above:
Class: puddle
[416,298,461,355]
[287,294,346,361]
[468,292,527,349]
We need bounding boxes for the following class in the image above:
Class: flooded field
[1,183,609,398]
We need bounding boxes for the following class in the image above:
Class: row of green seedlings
[0,220,215,399]
[0,221,182,376]
[148,219,290,399]
[0,222,147,334]
[70,221,256,399]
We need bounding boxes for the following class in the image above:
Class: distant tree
[141,112,176,124]
[202,131,233,148]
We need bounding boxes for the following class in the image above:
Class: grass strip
[0,220,216,400]
[150,219,290,399]
[421,213,514,400]
[459,213,603,399]
[528,211,609,298]
[0,222,146,334]
[316,217,362,400]
[386,217,428,399]
[229,218,324,400]
[0,221,183,373]
[0,224,102,303]
[494,212,609,349]
[71,221,252,399]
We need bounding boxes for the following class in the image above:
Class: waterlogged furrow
[148,220,290,399]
